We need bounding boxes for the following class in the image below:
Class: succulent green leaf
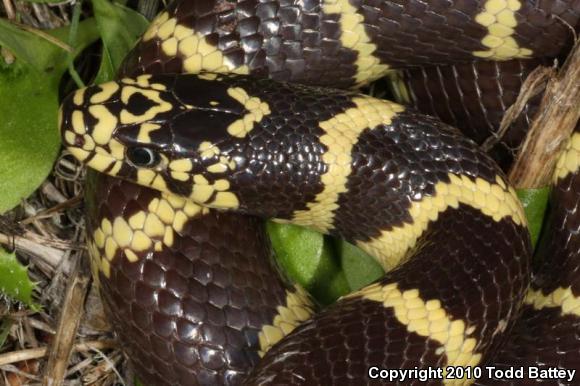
[0,249,39,310]
[266,222,349,304]
[335,239,384,291]
[517,187,550,248]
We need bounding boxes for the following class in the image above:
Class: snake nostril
[74,134,85,147]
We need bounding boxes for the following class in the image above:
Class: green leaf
[0,317,14,349]
[0,249,39,310]
[334,239,383,291]
[517,187,550,248]
[92,0,149,83]
[0,19,99,214]
[266,222,349,305]
[0,20,67,72]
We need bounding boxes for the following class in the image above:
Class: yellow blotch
[473,0,532,60]
[90,82,120,104]
[124,249,139,263]
[151,175,168,192]
[143,214,165,237]
[207,162,228,174]
[100,258,111,278]
[67,147,89,162]
[142,12,169,41]
[141,20,252,75]
[88,105,119,145]
[155,198,177,224]
[258,286,315,356]
[554,132,580,181]
[214,179,230,191]
[104,237,118,261]
[292,97,404,233]
[157,17,177,40]
[198,142,220,159]
[108,139,125,160]
[190,184,211,203]
[525,287,580,317]
[172,211,189,232]
[226,87,271,138]
[71,110,86,135]
[137,169,157,186]
[354,283,482,377]
[357,174,525,271]
[212,192,239,209]
[131,230,152,251]
[170,171,190,181]
[128,211,146,229]
[73,87,85,106]
[64,131,77,147]
[86,153,115,175]
[81,135,96,152]
[163,227,175,246]
[161,37,178,57]
[93,228,106,249]
[170,158,193,172]
[322,0,390,86]
[112,217,133,248]
[138,123,161,143]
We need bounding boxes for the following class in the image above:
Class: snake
[58,0,580,385]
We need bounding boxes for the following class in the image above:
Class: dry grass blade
[509,40,580,188]
[482,65,554,152]
[0,340,116,366]
[42,255,91,386]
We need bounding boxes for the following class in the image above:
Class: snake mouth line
[65,145,124,176]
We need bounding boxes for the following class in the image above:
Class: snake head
[59,73,276,211]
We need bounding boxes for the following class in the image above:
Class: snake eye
[127,147,160,168]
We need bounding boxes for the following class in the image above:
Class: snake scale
[58,0,580,384]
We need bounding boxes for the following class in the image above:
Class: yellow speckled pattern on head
[90,192,207,278]
[358,175,526,271]
[473,0,533,60]
[190,174,240,209]
[258,286,315,357]
[554,132,580,182]
[525,287,580,317]
[322,0,391,86]
[291,97,405,233]
[354,282,482,384]
[226,87,272,138]
[142,12,250,75]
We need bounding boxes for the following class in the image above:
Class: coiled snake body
[59,0,580,384]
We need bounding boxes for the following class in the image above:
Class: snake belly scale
[59,0,580,385]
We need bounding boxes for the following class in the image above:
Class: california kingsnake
[59,0,580,384]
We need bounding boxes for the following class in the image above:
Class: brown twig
[42,255,92,386]
[508,40,580,188]
[0,340,116,366]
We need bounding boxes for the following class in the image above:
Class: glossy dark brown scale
[475,126,580,385]
[84,172,300,385]
[401,59,547,171]
[333,111,501,242]
[121,0,579,88]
